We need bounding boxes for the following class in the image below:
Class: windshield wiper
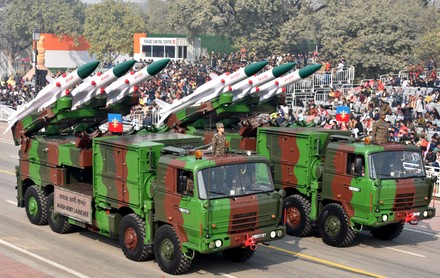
[208,191,236,200]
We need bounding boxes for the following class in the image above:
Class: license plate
[412,212,420,216]
[253,233,266,239]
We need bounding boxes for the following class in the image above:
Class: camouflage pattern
[371,117,388,144]
[212,132,226,156]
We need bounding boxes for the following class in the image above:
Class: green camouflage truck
[10,61,285,275]
[15,129,285,275]
[256,126,436,247]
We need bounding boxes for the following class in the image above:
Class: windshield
[369,151,425,179]
[197,162,274,199]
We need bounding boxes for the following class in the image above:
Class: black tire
[47,193,74,234]
[24,185,48,225]
[154,225,192,275]
[318,203,356,247]
[284,195,312,237]
[223,247,255,262]
[119,214,153,261]
[371,222,404,240]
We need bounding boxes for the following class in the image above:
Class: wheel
[318,203,356,247]
[223,247,255,262]
[24,185,48,225]
[284,195,312,237]
[371,222,404,240]
[119,214,153,261]
[47,193,74,234]
[154,225,192,275]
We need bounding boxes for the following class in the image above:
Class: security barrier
[425,165,440,198]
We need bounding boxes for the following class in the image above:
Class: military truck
[256,127,436,247]
[17,131,285,274]
[157,65,437,247]
[10,61,285,275]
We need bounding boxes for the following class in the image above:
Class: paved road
[1,122,440,277]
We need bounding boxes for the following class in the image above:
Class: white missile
[104,59,170,106]
[256,64,322,102]
[70,60,136,109]
[229,62,296,102]
[6,61,100,132]
[155,61,268,126]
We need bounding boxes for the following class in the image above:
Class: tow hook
[244,234,257,250]
[405,212,419,225]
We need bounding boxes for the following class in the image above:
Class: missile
[6,61,100,131]
[105,59,170,106]
[155,60,268,126]
[256,64,322,102]
[71,59,136,109]
[230,62,296,102]
[194,61,268,105]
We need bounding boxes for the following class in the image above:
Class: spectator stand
[285,66,355,108]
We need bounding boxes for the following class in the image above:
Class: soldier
[371,112,389,144]
[212,122,226,156]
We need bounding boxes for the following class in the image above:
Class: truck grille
[230,212,257,234]
[393,193,414,211]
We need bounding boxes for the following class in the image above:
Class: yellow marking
[0,169,14,175]
[263,244,386,278]
[340,110,347,119]
[112,117,119,128]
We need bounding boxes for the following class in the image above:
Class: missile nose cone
[147,59,171,76]
[299,64,322,79]
[77,61,100,79]
[113,60,136,78]
[244,60,268,76]
[272,62,297,78]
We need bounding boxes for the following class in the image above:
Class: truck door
[323,151,368,219]
[156,167,201,244]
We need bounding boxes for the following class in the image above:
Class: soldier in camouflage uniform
[212,122,226,156]
[372,112,389,144]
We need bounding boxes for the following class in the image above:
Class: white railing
[425,165,440,198]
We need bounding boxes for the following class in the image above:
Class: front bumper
[198,225,286,254]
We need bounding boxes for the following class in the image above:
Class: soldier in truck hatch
[212,122,226,156]
[371,111,388,144]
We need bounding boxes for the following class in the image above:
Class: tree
[145,0,174,34]
[84,0,146,63]
[169,0,298,57]
[0,0,86,72]
[294,0,439,78]
[414,17,440,63]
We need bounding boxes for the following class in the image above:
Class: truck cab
[320,142,435,245]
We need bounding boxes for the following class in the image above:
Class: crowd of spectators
[1,53,439,167]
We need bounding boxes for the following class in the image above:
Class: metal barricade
[0,104,15,122]
[130,111,144,126]
[425,165,440,198]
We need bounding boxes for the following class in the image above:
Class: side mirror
[354,157,364,177]
[278,189,286,199]
[431,175,438,183]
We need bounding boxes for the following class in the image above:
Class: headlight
[209,242,215,249]
[382,214,388,222]
[423,211,428,218]
[270,231,276,238]
[276,230,283,238]
[215,240,223,248]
